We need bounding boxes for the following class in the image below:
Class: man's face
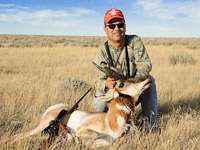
[104,18,126,43]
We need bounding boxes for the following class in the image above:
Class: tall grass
[0,37,199,150]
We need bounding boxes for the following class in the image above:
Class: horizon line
[0,33,199,39]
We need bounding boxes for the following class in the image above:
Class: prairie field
[0,34,200,150]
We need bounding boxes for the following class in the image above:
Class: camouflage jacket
[94,35,152,94]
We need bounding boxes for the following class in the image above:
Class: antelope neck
[106,96,133,131]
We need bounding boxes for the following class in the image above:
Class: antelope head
[93,62,151,104]
[96,77,151,104]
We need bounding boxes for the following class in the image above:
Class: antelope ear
[95,89,119,101]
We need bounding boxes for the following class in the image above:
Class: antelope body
[9,76,151,144]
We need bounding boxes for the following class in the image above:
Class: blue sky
[0,0,199,37]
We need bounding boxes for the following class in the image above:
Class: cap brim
[105,16,124,24]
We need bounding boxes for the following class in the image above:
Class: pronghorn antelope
[9,76,151,144]
[9,62,151,145]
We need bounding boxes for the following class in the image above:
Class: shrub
[63,42,70,46]
[23,41,31,47]
[59,77,90,92]
[186,44,198,50]
[8,43,20,48]
[91,41,101,47]
[168,52,196,65]
[40,42,52,47]
[163,41,173,46]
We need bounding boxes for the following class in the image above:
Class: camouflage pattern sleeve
[132,36,152,77]
[93,46,108,94]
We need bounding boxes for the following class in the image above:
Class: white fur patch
[113,92,119,98]
[116,103,130,114]
[96,89,119,101]
[67,111,92,132]
[117,115,126,129]
[42,103,68,118]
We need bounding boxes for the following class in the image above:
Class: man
[93,8,158,127]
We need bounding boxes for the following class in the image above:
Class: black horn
[93,62,126,80]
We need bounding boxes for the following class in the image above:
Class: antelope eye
[119,82,124,88]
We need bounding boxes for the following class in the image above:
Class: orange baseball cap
[104,8,125,24]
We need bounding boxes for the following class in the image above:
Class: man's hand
[105,77,116,89]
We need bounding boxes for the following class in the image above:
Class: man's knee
[93,101,107,112]
[93,90,107,112]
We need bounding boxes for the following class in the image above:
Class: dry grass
[0,35,200,150]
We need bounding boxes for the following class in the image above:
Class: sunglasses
[105,23,125,29]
